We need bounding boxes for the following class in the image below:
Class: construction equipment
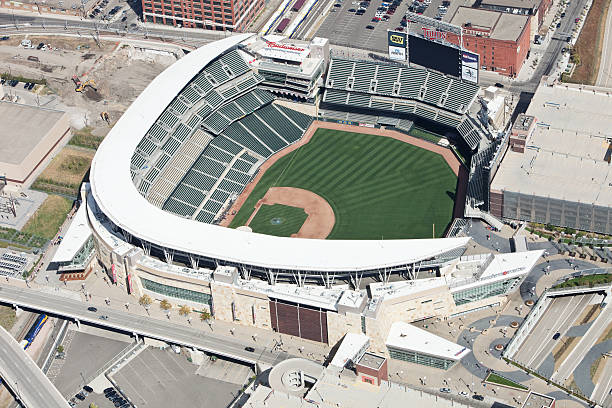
[71,75,82,89]
[75,79,97,93]
[100,111,110,124]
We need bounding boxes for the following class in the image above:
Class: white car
[459,391,469,396]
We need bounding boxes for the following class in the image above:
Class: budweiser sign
[422,27,447,40]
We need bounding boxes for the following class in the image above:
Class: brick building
[509,113,536,153]
[479,0,553,40]
[142,0,264,31]
[447,7,531,77]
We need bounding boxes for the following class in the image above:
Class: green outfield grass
[229,128,457,239]
[249,204,308,237]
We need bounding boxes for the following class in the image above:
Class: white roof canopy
[89,34,470,272]
[386,321,471,361]
[52,204,91,263]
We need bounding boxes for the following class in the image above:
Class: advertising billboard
[388,30,407,61]
[461,50,479,84]
[408,34,461,77]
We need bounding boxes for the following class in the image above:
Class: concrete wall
[210,282,272,329]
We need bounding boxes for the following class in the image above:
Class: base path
[247,187,335,239]
[222,121,465,227]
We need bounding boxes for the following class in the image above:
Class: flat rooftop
[449,7,529,41]
[0,102,66,165]
[491,81,612,207]
[357,352,386,370]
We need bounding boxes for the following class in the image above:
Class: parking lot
[314,0,470,52]
[113,348,244,408]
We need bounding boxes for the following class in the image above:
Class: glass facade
[452,277,521,306]
[388,347,456,370]
[140,278,212,306]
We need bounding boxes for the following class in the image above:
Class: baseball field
[228,127,457,239]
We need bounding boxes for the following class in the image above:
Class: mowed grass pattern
[230,129,457,239]
[249,204,308,237]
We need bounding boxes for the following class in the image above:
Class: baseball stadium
[84,33,543,357]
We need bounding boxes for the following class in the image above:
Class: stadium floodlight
[405,12,462,35]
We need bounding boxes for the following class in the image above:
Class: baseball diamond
[228,127,458,239]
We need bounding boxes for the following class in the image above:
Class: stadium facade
[86,34,542,359]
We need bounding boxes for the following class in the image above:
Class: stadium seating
[327,59,354,88]
[325,57,479,117]
[375,64,400,95]
[457,117,482,151]
[324,89,350,105]
[445,79,478,112]
[423,71,450,106]
[257,105,304,143]
[352,61,377,93]
[240,115,288,151]
[131,46,313,225]
[275,105,312,130]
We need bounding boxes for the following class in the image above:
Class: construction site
[0,35,179,131]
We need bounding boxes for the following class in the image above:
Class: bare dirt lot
[247,187,335,239]
[0,35,176,131]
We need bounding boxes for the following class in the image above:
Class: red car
[372,16,381,21]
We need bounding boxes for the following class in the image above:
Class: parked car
[245,346,255,352]
[88,306,98,312]
[494,82,504,88]
[0,36,9,41]
[28,82,35,90]
[366,24,375,29]
[36,42,45,50]
[83,385,94,393]
[472,394,484,401]
[553,332,561,340]
[440,388,451,393]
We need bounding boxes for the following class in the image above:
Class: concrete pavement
[0,326,69,408]
[590,355,612,406]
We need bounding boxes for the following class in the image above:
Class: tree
[200,310,213,330]
[89,404,98,408]
[179,305,191,317]
[160,299,172,312]
[139,294,152,308]
[56,345,64,353]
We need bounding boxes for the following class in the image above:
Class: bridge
[0,326,69,408]
[0,285,290,367]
